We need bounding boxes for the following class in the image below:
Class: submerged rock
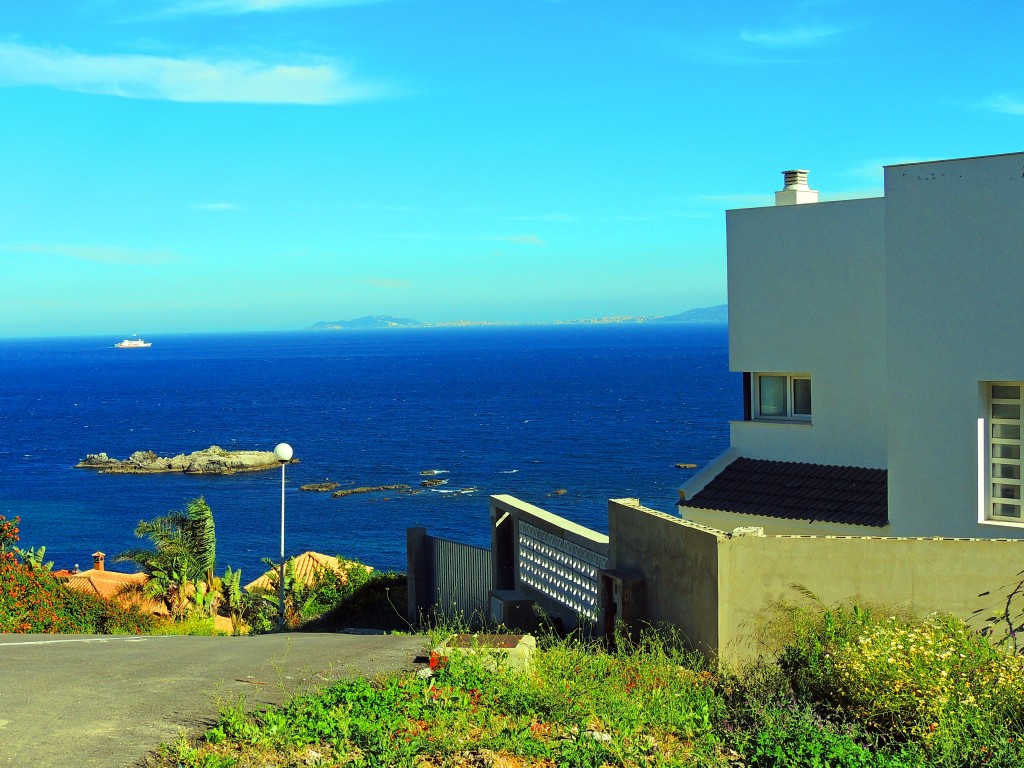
[75,445,294,475]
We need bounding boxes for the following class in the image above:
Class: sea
[0,324,740,581]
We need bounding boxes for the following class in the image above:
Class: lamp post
[273,442,293,631]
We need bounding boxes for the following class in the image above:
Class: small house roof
[681,457,888,528]
[244,551,372,593]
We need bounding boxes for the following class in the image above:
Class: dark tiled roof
[681,457,888,528]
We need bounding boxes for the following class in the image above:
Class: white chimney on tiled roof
[775,169,819,206]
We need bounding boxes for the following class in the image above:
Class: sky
[1,1,1022,337]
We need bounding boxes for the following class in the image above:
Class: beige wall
[608,499,723,655]
[609,498,1024,665]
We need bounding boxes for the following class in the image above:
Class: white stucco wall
[726,197,887,468]
[885,152,1024,539]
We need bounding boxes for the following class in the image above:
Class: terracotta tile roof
[244,551,372,593]
[681,457,888,528]
[61,568,148,600]
[58,568,167,614]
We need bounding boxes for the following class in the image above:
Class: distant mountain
[653,304,728,324]
[308,315,423,330]
[310,306,728,330]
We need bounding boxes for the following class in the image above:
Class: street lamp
[273,442,293,631]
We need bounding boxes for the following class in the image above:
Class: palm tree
[221,565,249,634]
[115,496,217,618]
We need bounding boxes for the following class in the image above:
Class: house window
[753,373,811,421]
[988,383,1022,521]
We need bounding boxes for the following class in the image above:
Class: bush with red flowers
[0,515,154,634]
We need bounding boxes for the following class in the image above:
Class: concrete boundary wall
[608,498,1024,664]
[607,499,724,655]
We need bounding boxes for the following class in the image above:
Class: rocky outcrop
[331,484,410,498]
[75,446,295,475]
[300,482,340,492]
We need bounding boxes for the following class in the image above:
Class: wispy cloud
[740,25,842,48]
[979,93,1024,116]
[193,202,241,211]
[474,234,545,246]
[0,243,177,264]
[845,157,929,183]
[678,46,793,67]
[506,213,576,223]
[0,42,387,104]
[163,0,390,15]
[388,233,545,246]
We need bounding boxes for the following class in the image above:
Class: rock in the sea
[548,489,568,497]
[75,445,294,475]
[675,463,698,469]
[300,482,340,492]
[420,478,448,487]
[331,484,410,498]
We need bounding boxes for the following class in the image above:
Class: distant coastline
[308,305,727,331]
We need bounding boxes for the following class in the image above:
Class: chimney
[775,169,819,206]
[92,552,105,572]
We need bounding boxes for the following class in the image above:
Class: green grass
[153,601,1024,768]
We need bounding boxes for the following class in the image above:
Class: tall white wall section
[726,198,888,468]
[884,152,1024,538]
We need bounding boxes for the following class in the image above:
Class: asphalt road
[0,632,427,767]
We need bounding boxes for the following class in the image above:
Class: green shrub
[296,569,408,632]
[761,594,1024,766]
[731,704,921,768]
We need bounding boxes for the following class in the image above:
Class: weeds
[144,593,1024,767]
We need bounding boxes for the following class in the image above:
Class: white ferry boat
[114,338,152,348]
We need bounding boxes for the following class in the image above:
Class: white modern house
[680,151,1024,541]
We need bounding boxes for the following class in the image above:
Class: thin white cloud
[164,0,390,15]
[980,93,1024,116]
[193,202,241,211]
[0,42,386,104]
[474,234,545,246]
[387,233,545,246]
[0,243,177,264]
[845,157,929,183]
[740,25,842,48]
[507,213,576,223]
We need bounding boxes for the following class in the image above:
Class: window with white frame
[988,383,1022,521]
[752,373,811,421]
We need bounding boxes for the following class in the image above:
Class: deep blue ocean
[0,324,739,580]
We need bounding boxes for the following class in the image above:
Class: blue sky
[1,1,1022,337]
